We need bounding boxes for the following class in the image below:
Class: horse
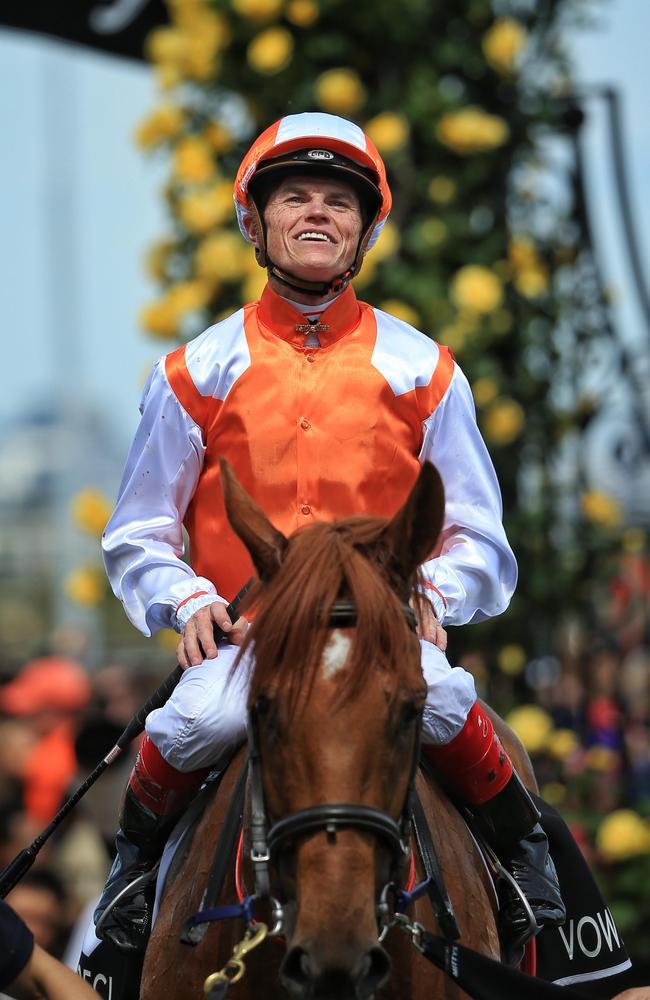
[141,460,536,1000]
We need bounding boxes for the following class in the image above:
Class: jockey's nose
[280,942,391,999]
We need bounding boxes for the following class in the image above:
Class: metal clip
[203,923,268,996]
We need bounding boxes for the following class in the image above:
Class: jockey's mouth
[295,230,337,244]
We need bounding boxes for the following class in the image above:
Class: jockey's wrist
[417,581,447,624]
[175,593,227,632]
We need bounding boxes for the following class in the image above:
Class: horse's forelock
[240,516,419,718]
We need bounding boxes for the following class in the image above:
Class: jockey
[96,112,565,953]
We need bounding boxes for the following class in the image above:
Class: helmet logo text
[306,149,335,160]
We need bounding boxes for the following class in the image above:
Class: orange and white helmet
[234,112,392,294]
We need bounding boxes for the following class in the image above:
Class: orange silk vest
[165,284,454,603]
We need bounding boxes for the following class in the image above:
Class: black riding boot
[94,785,178,954]
[472,771,566,950]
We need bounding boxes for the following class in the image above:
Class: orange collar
[256,282,363,348]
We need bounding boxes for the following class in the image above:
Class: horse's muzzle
[280,941,391,999]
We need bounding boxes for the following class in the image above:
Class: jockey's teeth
[298,232,331,242]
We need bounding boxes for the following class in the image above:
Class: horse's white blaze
[321,629,352,679]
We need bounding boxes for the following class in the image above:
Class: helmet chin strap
[265,256,357,298]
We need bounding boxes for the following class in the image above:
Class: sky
[0,0,649,472]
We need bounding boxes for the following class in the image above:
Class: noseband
[247,599,421,901]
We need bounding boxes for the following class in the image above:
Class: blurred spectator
[0,897,98,1000]
[6,871,69,959]
[0,658,91,825]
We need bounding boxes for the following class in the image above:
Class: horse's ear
[378,462,445,588]
[220,458,288,582]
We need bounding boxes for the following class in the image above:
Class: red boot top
[129,734,210,818]
[423,702,513,806]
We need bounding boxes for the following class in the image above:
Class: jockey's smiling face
[258,174,364,287]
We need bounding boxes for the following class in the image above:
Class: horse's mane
[237,514,424,717]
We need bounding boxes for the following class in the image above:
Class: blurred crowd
[0,654,164,967]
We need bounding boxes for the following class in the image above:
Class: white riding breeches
[145,639,477,773]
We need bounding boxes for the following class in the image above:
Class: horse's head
[221,460,445,1000]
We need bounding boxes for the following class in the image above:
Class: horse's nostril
[358,946,391,997]
[281,945,312,996]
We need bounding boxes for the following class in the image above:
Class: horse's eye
[255,694,273,719]
[400,699,422,728]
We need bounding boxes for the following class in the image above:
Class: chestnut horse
[141,461,534,1000]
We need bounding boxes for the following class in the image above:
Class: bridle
[246,598,422,917]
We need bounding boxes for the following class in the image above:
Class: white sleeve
[101,360,224,636]
[418,365,518,626]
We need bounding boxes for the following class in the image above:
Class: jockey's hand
[411,596,448,652]
[177,601,248,669]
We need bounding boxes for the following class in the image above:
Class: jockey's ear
[220,457,288,582]
[378,461,445,590]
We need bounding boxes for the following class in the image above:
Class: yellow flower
[622,528,646,553]
[419,218,448,247]
[585,746,620,772]
[155,63,184,91]
[203,121,235,154]
[497,643,526,675]
[371,220,400,261]
[139,299,181,339]
[508,236,537,271]
[134,104,185,150]
[428,175,456,205]
[155,629,181,652]
[286,0,319,26]
[472,376,499,407]
[314,68,367,115]
[169,279,213,312]
[483,398,525,445]
[231,0,284,21]
[146,26,186,66]
[438,323,466,354]
[352,253,377,289]
[489,309,513,334]
[71,489,113,536]
[145,239,176,281]
[482,18,527,76]
[379,300,420,327]
[242,267,268,302]
[596,810,650,861]
[365,113,409,155]
[140,281,212,339]
[247,26,294,74]
[545,728,580,760]
[506,705,553,754]
[182,34,221,81]
[177,180,234,234]
[195,231,248,283]
[514,266,549,298]
[437,107,509,155]
[173,137,215,184]
[541,782,567,808]
[65,567,104,607]
[451,265,503,314]
[581,490,622,528]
